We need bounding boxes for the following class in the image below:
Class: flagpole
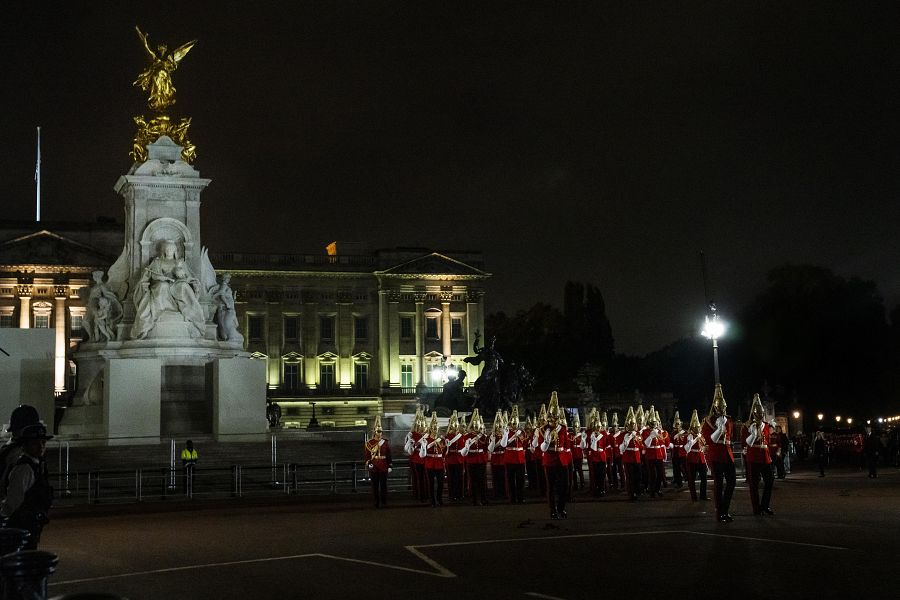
[35,126,41,222]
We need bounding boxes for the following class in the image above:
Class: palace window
[320,316,335,342]
[451,317,463,339]
[354,363,369,391]
[401,364,413,388]
[319,362,335,392]
[34,315,50,329]
[284,316,299,341]
[0,314,13,328]
[354,316,368,340]
[400,317,413,340]
[70,314,84,334]
[425,317,438,339]
[248,315,264,341]
[284,363,300,390]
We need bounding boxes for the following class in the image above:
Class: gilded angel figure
[133,26,196,112]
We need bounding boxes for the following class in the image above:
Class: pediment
[0,230,115,267]
[377,253,488,278]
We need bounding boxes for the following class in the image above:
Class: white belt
[506,447,525,451]
[468,449,483,453]
[751,444,768,449]
[624,448,640,451]
[427,454,443,458]
[690,449,703,453]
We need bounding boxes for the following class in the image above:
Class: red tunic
[540,425,571,467]
[612,430,624,459]
[620,431,642,464]
[588,430,608,463]
[490,433,506,465]
[742,422,773,465]
[672,431,688,459]
[503,429,527,465]
[701,416,734,463]
[422,435,446,471]
[531,430,544,464]
[408,431,424,465]
[571,431,585,460]
[641,428,666,461]
[685,434,706,465]
[364,438,392,473]
[464,432,489,465]
[444,432,464,466]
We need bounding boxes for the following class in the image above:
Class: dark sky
[2,2,899,355]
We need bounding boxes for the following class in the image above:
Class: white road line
[525,592,568,600]
[51,529,847,587]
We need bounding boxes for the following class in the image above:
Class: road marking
[525,593,568,600]
[51,529,847,587]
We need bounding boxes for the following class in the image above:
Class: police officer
[1,422,53,549]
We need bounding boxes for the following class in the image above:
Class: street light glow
[835,415,841,422]
[847,418,853,424]
[701,315,726,340]
[792,411,800,419]
[878,418,884,423]
[817,413,824,421]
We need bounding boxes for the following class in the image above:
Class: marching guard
[502,405,527,503]
[684,410,708,501]
[461,409,489,506]
[641,407,666,498]
[701,384,737,522]
[524,416,538,491]
[588,409,608,497]
[488,411,508,499]
[619,406,643,501]
[570,412,586,492]
[670,412,687,488]
[539,392,571,518]
[610,412,624,490]
[531,404,549,496]
[404,404,429,503]
[444,411,465,502]
[636,406,649,494]
[420,413,447,507]
[742,394,775,516]
[364,415,392,508]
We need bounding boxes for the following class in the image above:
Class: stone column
[415,294,425,388]
[54,287,67,393]
[304,302,318,390]
[441,300,452,358]
[378,290,389,389]
[17,285,31,329]
[388,298,400,386]
[337,296,352,389]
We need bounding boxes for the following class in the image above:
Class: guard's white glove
[388,467,392,473]
[367,463,374,469]
[716,416,727,429]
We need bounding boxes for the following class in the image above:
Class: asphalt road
[41,465,897,599]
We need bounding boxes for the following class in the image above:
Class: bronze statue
[462,332,533,418]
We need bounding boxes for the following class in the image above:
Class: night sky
[2,2,899,355]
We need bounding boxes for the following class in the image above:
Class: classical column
[415,294,425,388]
[54,287,67,393]
[378,290,389,389]
[17,285,32,329]
[441,300,452,358]
[337,295,352,389]
[388,298,400,386]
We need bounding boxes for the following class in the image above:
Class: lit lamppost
[701,303,726,385]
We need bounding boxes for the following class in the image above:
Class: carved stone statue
[131,240,207,339]
[83,270,123,342]
[211,273,243,343]
[134,26,196,112]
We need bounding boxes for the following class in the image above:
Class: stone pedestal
[0,330,55,430]
[212,357,268,441]
[105,358,162,444]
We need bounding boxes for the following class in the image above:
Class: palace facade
[0,220,489,431]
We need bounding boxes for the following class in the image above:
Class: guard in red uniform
[444,411,465,502]
[364,415,392,508]
[404,404,429,503]
[588,409,608,497]
[502,405,527,503]
[641,408,666,498]
[570,412,586,492]
[659,421,672,488]
[684,410,708,501]
[524,416,538,491]
[419,413,446,506]
[636,406,649,495]
[768,424,785,479]
[531,404,548,496]
[461,409,489,506]
[701,384,736,522]
[488,411,507,499]
[619,406,643,501]
[741,394,775,516]
[670,412,687,488]
[610,412,624,490]
[539,392,570,518]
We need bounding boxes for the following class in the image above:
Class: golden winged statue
[133,26,196,112]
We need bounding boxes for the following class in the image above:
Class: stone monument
[63,29,267,444]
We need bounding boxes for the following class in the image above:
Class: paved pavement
[41,465,897,599]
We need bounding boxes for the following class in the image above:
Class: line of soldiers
[364,385,777,523]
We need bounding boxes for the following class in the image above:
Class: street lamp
[792,410,800,419]
[817,413,824,421]
[835,415,842,423]
[847,418,853,425]
[701,305,726,385]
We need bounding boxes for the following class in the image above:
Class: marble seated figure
[132,240,207,339]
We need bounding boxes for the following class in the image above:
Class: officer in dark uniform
[1,423,53,549]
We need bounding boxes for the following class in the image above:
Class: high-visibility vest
[181,448,198,462]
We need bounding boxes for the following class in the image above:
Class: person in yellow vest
[181,440,199,493]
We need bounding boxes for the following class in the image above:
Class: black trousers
[6,513,44,550]
[427,468,444,506]
[610,458,623,489]
[687,462,708,500]
[370,470,388,507]
[412,463,429,501]
[866,455,878,477]
[711,460,736,518]
[591,461,607,496]
[506,463,525,503]
[624,462,641,499]
[545,465,569,514]
[572,458,584,488]
[816,454,826,476]
[747,461,774,513]
[468,463,488,505]
[525,456,537,489]
[492,464,507,498]
[773,454,786,478]
[447,463,464,500]
[647,459,665,495]
[672,456,685,486]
